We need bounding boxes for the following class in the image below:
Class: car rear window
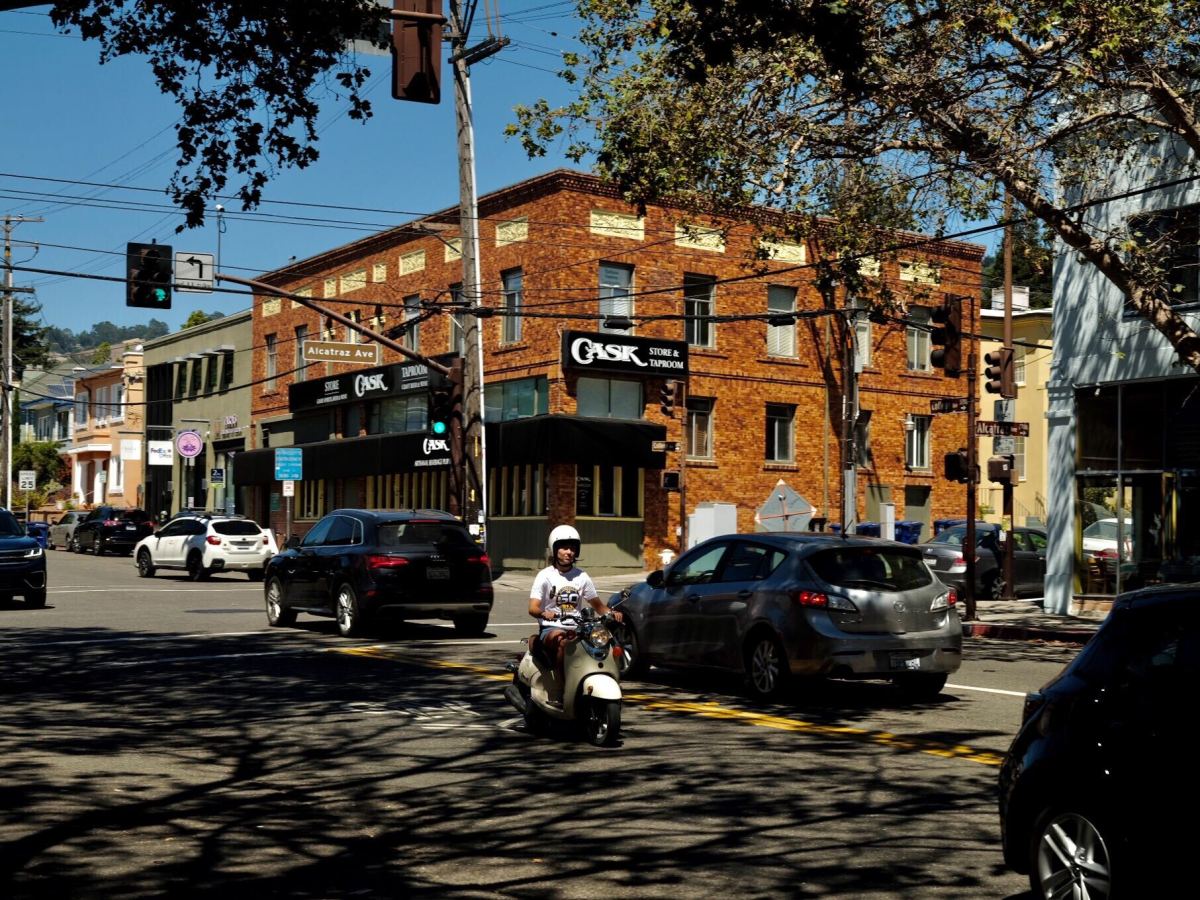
[121,509,151,522]
[378,521,474,549]
[808,547,934,591]
[213,520,264,536]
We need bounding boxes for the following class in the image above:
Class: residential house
[64,348,145,508]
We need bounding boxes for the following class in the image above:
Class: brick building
[233,170,983,573]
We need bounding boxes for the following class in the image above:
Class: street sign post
[174,252,215,293]
[302,340,381,366]
[975,420,1030,437]
[930,398,972,414]
[651,440,679,453]
[18,470,36,491]
[274,447,303,481]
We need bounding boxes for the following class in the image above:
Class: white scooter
[504,608,623,746]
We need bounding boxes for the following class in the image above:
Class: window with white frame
[686,397,714,459]
[599,263,634,332]
[907,307,931,371]
[345,309,361,344]
[1014,346,1026,384]
[502,269,523,343]
[906,415,932,469]
[1013,435,1026,479]
[765,403,795,462]
[74,391,88,429]
[109,454,124,492]
[113,383,126,421]
[766,285,797,357]
[853,305,872,369]
[295,324,309,380]
[684,274,716,347]
[265,334,277,390]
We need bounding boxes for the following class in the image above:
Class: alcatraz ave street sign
[302,340,381,366]
[651,440,679,453]
[975,420,1030,437]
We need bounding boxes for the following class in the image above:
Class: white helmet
[548,524,582,559]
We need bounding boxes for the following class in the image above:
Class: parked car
[921,523,1047,600]
[1082,516,1133,560]
[611,533,962,700]
[263,508,493,637]
[134,514,277,581]
[999,584,1198,897]
[48,510,83,551]
[0,507,47,607]
[70,506,155,555]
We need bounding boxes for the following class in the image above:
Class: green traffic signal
[431,419,448,436]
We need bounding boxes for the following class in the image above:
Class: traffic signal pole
[964,294,979,621]
[1001,192,1016,601]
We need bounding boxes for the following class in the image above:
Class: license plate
[427,566,450,580]
[125,525,136,531]
[890,652,921,670]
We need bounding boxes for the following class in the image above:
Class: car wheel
[67,536,78,553]
[892,672,948,701]
[744,631,789,700]
[1029,806,1116,900]
[335,581,365,637]
[136,549,156,578]
[24,589,47,609]
[94,535,105,556]
[583,698,621,747]
[452,612,489,636]
[986,572,1007,601]
[247,569,265,582]
[265,576,296,627]
[615,620,648,679]
[186,552,209,581]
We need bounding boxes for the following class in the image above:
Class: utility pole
[1001,192,1016,600]
[2,215,43,510]
[964,294,979,621]
[842,297,861,535]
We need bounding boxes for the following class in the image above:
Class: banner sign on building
[148,441,174,466]
[120,439,142,461]
[288,359,445,412]
[561,330,689,378]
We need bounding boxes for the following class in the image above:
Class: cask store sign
[561,331,689,378]
[289,360,431,412]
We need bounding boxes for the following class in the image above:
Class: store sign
[561,330,688,377]
[148,441,174,466]
[176,430,204,459]
[289,360,437,412]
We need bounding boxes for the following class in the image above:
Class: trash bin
[829,523,842,535]
[856,521,881,537]
[26,521,49,549]
[895,520,924,544]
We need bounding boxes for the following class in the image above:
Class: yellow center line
[339,647,1004,767]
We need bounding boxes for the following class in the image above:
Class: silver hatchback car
[613,533,962,700]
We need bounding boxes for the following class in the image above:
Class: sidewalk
[498,572,1107,646]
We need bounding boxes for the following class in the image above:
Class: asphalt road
[0,550,1079,898]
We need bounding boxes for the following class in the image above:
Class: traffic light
[944,448,970,483]
[391,1,443,104]
[659,380,680,417]
[126,242,173,309]
[983,347,1016,398]
[427,371,455,436]
[929,296,962,377]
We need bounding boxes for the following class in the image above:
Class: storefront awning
[487,415,667,468]
[234,432,452,486]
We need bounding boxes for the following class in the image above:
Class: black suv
[71,506,155,555]
[0,508,47,607]
[263,508,493,637]
[999,584,1198,897]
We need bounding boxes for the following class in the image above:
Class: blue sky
[0,2,585,336]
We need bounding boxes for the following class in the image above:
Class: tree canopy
[512,0,1200,369]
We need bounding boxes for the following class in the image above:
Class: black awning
[233,432,452,486]
[487,415,667,468]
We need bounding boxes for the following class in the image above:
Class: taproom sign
[561,330,689,377]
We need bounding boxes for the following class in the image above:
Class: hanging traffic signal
[427,371,455,436]
[983,347,1016,398]
[126,242,173,309]
[929,296,962,377]
[659,380,682,417]
[944,448,970,483]
[391,1,443,104]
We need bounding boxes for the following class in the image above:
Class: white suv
[133,515,277,581]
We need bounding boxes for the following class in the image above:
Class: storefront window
[489,465,546,517]
[484,377,548,422]
[576,377,642,419]
[576,464,641,517]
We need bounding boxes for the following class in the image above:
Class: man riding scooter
[528,524,622,702]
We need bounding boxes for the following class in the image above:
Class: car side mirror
[647,569,665,588]
[286,535,300,550]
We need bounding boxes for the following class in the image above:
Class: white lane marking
[947,682,1027,698]
[50,587,258,594]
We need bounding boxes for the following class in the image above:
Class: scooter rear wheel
[583,698,621,747]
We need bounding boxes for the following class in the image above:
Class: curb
[963,622,1096,645]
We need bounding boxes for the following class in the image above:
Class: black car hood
[0,535,38,551]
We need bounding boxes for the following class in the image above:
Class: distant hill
[45,319,171,355]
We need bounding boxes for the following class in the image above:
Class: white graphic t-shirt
[530,565,599,632]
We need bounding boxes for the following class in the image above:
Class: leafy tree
[982,218,1054,310]
[512,0,1200,369]
[26,2,388,230]
[183,310,212,329]
[90,342,112,364]
[13,441,69,486]
[12,295,49,379]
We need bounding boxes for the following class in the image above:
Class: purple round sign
[176,430,204,458]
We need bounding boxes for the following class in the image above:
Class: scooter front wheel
[583,698,621,747]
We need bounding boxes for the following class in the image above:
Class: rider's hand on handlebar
[541,609,559,621]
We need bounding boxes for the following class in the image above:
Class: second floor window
[765,404,795,463]
[295,325,309,379]
[853,305,872,370]
[1014,346,1026,384]
[766,285,797,357]
[1128,203,1200,307]
[906,415,931,469]
[1013,435,1027,480]
[403,294,421,351]
[576,376,642,419]
[502,269,523,343]
[265,334,277,390]
[221,350,235,391]
[684,274,716,347]
[484,376,549,422]
[686,397,714,459]
[599,263,634,332]
[907,307,931,371]
[74,391,88,428]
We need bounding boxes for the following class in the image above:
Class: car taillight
[206,535,222,545]
[469,553,490,568]
[792,590,829,608]
[945,588,957,607]
[367,555,409,570]
[103,519,118,527]
[1094,548,1118,560]
[262,535,270,545]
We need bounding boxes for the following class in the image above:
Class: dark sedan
[999,584,1198,896]
[71,506,155,555]
[263,508,493,637]
[921,523,1047,600]
[612,533,962,700]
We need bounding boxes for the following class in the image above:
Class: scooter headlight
[586,626,612,648]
